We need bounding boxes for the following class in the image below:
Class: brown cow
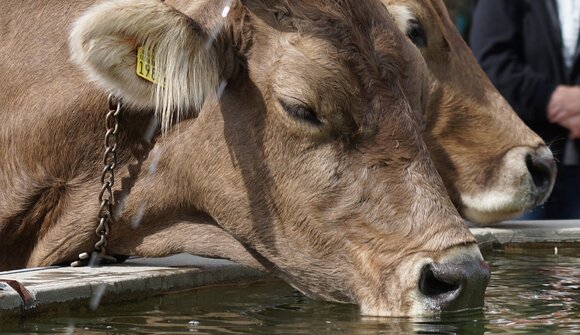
[0,0,489,316]
[384,0,556,224]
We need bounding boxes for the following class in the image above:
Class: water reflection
[0,247,578,334]
[484,248,579,334]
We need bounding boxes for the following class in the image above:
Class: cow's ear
[69,0,228,131]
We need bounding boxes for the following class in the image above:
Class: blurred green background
[444,0,473,40]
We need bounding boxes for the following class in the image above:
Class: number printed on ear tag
[136,47,163,86]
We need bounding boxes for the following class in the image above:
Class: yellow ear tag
[136,47,163,86]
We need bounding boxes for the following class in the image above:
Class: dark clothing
[522,165,580,219]
[470,0,580,161]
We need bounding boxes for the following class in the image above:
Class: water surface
[1,247,578,334]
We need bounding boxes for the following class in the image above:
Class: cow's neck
[102,104,268,271]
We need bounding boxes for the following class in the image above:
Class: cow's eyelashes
[407,19,428,48]
[279,99,322,126]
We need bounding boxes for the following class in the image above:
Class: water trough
[1,220,579,317]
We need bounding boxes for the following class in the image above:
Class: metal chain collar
[72,94,122,267]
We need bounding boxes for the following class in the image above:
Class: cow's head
[69,0,489,316]
[383,0,556,224]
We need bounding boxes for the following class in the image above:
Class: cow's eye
[279,99,322,126]
[407,19,428,48]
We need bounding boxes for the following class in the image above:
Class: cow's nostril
[417,247,491,312]
[525,153,553,193]
[418,264,460,297]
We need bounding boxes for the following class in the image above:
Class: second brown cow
[385,0,556,224]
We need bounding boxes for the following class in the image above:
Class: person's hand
[548,85,580,123]
[558,114,580,139]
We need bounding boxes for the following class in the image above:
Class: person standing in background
[470,0,580,219]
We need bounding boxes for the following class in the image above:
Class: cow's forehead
[243,0,399,35]
[246,0,415,77]
[285,0,399,32]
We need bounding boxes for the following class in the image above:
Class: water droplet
[148,147,162,175]
[115,192,128,218]
[144,116,160,143]
[88,252,100,268]
[89,283,107,311]
[217,80,228,100]
[204,0,234,50]
[132,205,146,229]
[221,6,230,18]
[65,320,75,335]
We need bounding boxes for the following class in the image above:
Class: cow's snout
[418,257,490,312]
[405,244,490,315]
[525,148,556,203]
[460,145,557,224]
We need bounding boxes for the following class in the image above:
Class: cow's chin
[461,205,524,225]
[459,188,540,225]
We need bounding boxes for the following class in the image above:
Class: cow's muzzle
[416,244,490,313]
[460,145,557,224]
[418,259,490,312]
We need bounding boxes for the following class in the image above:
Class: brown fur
[0,0,481,316]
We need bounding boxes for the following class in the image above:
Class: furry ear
[69,0,224,132]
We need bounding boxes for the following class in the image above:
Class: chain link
[94,94,122,262]
[72,94,122,267]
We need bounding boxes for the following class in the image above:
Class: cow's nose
[418,258,490,312]
[525,150,556,197]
